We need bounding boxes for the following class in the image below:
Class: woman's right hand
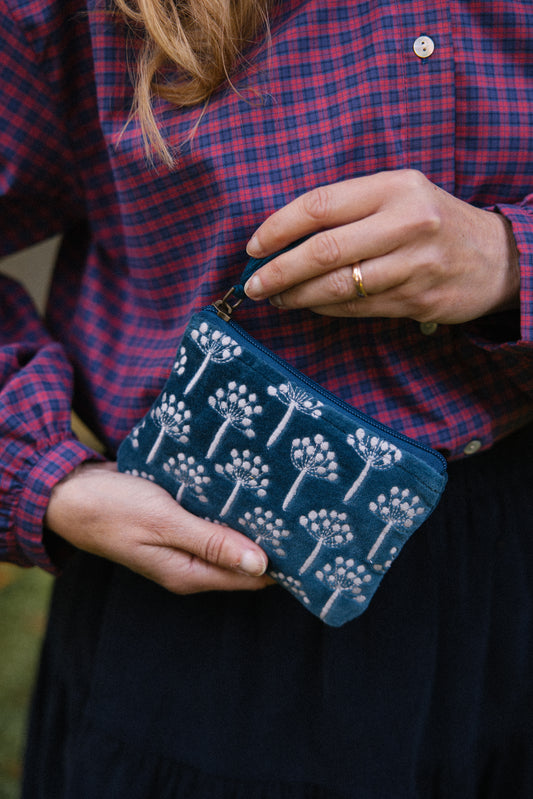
[44,461,270,593]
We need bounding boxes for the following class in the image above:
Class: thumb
[162,513,269,577]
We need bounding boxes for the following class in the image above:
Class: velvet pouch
[117,250,447,626]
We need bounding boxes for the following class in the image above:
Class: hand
[44,461,270,594]
[245,169,520,324]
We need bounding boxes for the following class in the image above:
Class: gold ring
[352,263,368,298]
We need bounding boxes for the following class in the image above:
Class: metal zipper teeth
[204,306,447,474]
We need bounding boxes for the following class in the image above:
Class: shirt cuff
[9,436,105,573]
[495,202,533,343]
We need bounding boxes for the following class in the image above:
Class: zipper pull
[227,235,312,314]
[213,287,244,321]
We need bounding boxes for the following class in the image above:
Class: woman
[1,0,532,795]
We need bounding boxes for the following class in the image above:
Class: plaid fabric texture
[1,0,532,570]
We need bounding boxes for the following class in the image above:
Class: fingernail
[246,234,263,256]
[239,550,267,576]
[244,274,263,299]
[269,294,284,308]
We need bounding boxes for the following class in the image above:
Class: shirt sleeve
[0,0,103,573]
[497,198,533,344]
[456,196,533,435]
[0,0,87,256]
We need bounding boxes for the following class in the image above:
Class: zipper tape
[204,305,447,474]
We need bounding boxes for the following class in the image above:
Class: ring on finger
[352,263,368,298]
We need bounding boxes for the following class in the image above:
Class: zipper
[203,304,447,473]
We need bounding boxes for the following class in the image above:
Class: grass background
[0,562,53,798]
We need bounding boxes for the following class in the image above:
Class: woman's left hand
[244,169,520,324]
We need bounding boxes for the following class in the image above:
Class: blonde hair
[114,0,271,165]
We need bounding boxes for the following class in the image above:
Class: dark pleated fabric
[23,425,533,798]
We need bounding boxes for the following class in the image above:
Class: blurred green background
[0,240,57,799]
[0,564,53,799]
[1,234,107,798]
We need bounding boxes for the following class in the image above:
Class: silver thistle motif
[146,393,191,464]
[372,545,399,573]
[266,382,323,447]
[344,429,402,502]
[298,509,354,575]
[130,420,146,450]
[239,508,291,557]
[172,346,187,377]
[163,453,211,503]
[316,557,372,621]
[367,487,425,563]
[124,469,155,482]
[184,323,242,395]
[215,449,269,517]
[283,434,338,510]
[206,382,262,458]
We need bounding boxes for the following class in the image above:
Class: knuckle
[203,530,227,567]
[403,203,442,240]
[415,246,446,281]
[395,280,417,303]
[425,254,446,281]
[259,258,285,293]
[399,168,427,191]
[326,268,351,300]
[310,231,342,268]
[397,287,433,320]
[302,185,332,222]
[398,171,442,234]
[418,208,442,236]
[267,259,287,293]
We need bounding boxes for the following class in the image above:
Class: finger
[307,286,415,318]
[135,543,273,595]
[308,294,400,318]
[268,251,413,310]
[247,175,390,258]
[107,471,269,578]
[245,213,403,301]
[307,271,439,319]
[154,514,269,578]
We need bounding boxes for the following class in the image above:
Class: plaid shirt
[1,0,533,571]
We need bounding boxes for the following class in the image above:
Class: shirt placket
[393,0,455,192]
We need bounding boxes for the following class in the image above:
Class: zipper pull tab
[213,287,244,321]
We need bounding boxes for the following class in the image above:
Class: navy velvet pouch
[117,251,447,626]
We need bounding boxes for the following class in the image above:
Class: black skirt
[23,424,533,798]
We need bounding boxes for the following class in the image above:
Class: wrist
[489,211,521,313]
[44,460,116,545]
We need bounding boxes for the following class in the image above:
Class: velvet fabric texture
[117,301,447,625]
[24,425,533,799]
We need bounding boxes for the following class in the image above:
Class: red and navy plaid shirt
[1,0,533,571]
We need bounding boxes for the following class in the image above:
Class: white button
[463,439,482,456]
[413,36,435,58]
[420,321,438,335]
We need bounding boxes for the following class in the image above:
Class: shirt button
[420,321,438,335]
[413,35,435,58]
[463,439,482,456]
